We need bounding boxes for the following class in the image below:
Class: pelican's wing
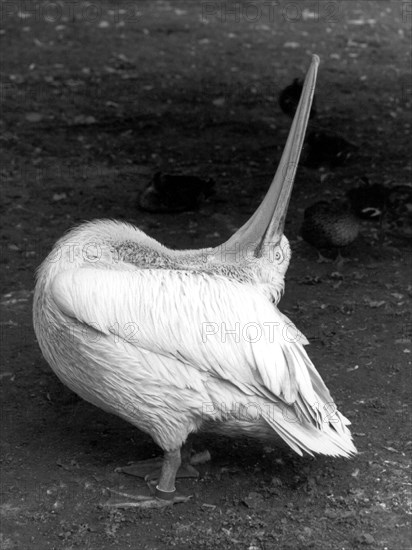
[51,268,356,457]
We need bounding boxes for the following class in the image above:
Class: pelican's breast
[32,221,208,448]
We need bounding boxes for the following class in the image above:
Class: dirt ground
[1,1,411,549]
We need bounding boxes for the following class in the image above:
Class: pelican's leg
[155,449,182,497]
[120,440,209,481]
[146,441,200,481]
[105,448,191,509]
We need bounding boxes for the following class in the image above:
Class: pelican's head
[209,55,319,275]
[269,234,291,277]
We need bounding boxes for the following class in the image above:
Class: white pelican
[33,55,356,508]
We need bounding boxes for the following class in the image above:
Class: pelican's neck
[38,220,285,305]
[170,247,286,303]
[104,220,285,302]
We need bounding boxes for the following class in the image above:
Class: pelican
[33,55,356,509]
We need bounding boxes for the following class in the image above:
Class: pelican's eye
[274,249,283,262]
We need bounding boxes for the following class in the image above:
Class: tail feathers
[207,413,357,458]
[261,407,357,458]
[205,399,357,458]
[285,343,355,450]
[204,331,357,458]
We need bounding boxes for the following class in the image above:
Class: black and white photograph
[1,1,411,548]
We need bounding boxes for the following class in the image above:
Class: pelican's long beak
[214,54,319,259]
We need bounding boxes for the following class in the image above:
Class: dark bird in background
[279,79,359,170]
[346,178,387,220]
[279,78,317,119]
[300,200,361,262]
[347,179,412,243]
[139,172,215,213]
[302,131,358,168]
[302,183,412,261]
[386,185,412,239]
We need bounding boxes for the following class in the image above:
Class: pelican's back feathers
[48,266,356,457]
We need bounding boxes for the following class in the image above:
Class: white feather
[33,226,356,457]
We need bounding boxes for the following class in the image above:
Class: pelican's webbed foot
[104,487,191,509]
[119,446,210,481]
[105,447,210,509]
[120,456,200,481]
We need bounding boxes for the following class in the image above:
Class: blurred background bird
[139,171,215,213]
[347,179,412,243]
[385,184,412,240]
[278,78,358,170]
[346,178,387,220]
[279,78,317,120]
[300,200,361,263]
[301,131,358,168]
[301,180,412,263]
